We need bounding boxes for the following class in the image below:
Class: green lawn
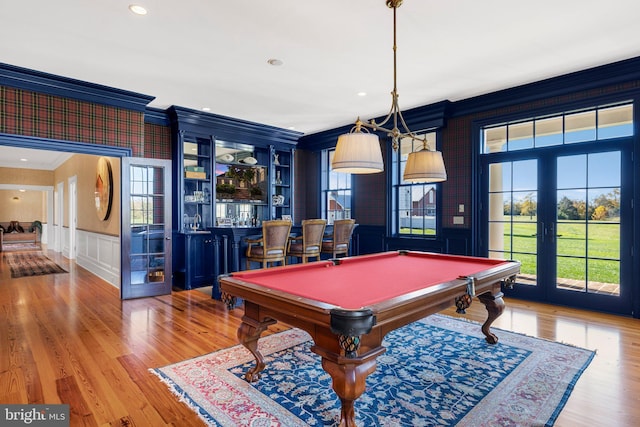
[402,217,620,283]
[496,217,620,283]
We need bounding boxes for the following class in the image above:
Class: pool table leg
[313,346,386,427]
[237,316,277,382]
[477,291,505,344]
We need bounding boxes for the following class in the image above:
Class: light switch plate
[453,216,464,225]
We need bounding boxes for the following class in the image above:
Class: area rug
[5,251,67,278]
[151,314,595,427]
[1,242,41,252]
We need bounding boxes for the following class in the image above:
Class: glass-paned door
[121,157,172,299]
[488,159,538,286]
[484,148,631,314]
[556,152,621,296]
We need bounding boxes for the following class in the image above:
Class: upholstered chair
[245,220,292,269]
[287,219,327,263]
[321,219,356,258]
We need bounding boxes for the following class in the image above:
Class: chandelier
[331,0,447,183]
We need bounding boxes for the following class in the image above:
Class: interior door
[484,147,631,315]
[121,157,172,299]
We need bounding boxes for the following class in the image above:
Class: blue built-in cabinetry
[169,106,301,291]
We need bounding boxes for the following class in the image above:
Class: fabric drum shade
[332,132,384,174]
[403,149,447,183]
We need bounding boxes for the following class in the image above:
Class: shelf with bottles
[216,202,267,227]
[176,134,214,231]
[269,147,294,220]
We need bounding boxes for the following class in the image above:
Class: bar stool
[321,219,356,258]
[287,219,327,263]
[245,220,292,269]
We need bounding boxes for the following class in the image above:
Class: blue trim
[451,56,640,117]
[298,100,450,150]
[169,106,301,149]
[0,62,155,112]
[0,133,132,157]
[145,107,171,126]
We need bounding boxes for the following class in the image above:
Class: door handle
[540,222,544,243]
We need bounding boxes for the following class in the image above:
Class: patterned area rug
[152,314,595,426]
[1,242,41,252]
[6,251,67,278]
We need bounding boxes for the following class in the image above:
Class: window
[482,103,633,153]
[323,150,352,224]
[396,132,439,236]
[130,165,155,225]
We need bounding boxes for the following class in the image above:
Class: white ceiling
[0,146,73,170]
[1,0,640,154]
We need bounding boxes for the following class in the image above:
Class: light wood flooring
[1,249,639,426]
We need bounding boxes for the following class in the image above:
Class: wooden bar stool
[321,219,356,258]
[245,220,292,269]
[287,219,327,263]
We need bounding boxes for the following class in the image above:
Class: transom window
[482,103,633,153]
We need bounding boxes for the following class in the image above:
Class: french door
[121,157,173,299]
[482,144,632,315]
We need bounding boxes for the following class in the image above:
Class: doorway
[120,157,173,299]
[482,146,632,315]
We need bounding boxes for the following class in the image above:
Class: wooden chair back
[246,220,292,269]
[322,219,356,258]
[288,219,327,263]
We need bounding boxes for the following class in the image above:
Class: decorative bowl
[217,153,234,163]
[242,156,258,165]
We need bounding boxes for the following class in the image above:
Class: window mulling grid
[395,131,439,237]
[324,149,352,224]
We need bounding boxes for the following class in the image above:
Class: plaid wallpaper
[144,122,172,160]
[0,86,145,156]
[441,115,473,229]
[353,150,387,226]
[442,80,640,229]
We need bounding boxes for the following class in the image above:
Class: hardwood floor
[1,249,638,426]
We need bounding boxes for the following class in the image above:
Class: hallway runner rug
[6,251,67,278]
[1,242,41,252]
[152,314,594,426]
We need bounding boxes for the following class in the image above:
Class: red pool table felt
[229,251,510,310]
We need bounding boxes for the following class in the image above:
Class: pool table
[219,250,520,427]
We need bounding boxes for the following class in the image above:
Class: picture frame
[95,157,113,221]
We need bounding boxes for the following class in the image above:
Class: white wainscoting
[75,230,120,289]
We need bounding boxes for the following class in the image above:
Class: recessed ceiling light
[267,59,283,66]
[19,189,26,192]
[357,92,367,97]
[202,107,211,112]
[129,4,147,15]
[20,158,27,162]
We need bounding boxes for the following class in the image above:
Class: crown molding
[0,62,155,112]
